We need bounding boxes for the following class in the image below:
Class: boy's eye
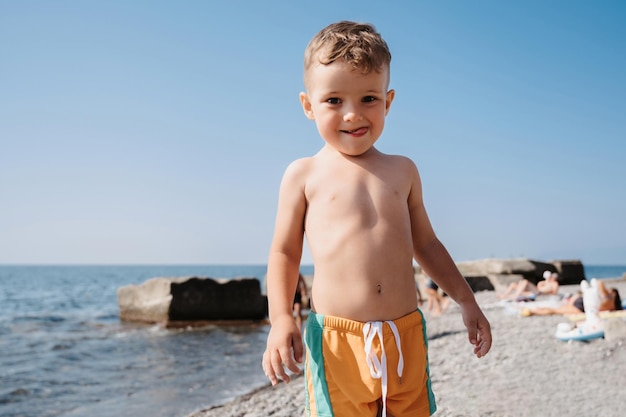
[326,97,341,104]
[362,96,377,103]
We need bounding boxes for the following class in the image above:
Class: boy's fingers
[477,324,492,356]
[262,330,304,386]
[263,349,287,385]
[279,346,301,375]
[472,320,492,358]
[466,322,478,346]
[262,351,278,385]
[473,335,485,357]
[271,348,291,384]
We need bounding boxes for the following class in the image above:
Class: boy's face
[300,60,394,157]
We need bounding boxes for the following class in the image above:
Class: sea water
[0,265,315,417]
[0,264,622,417]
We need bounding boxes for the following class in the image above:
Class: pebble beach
[188,280,626,417]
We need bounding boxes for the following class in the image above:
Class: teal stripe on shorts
[304,312,333,417]
[419,308,437,415]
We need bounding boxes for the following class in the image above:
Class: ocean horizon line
[0,260,624,267]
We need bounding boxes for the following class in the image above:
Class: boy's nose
[343,108,363,122]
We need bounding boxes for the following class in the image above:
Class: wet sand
[188,281,626,417]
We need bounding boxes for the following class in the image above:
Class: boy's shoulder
[381,152,415,163]
[281,156,314,184]
[376,152,419,171]
[285,156,314,172]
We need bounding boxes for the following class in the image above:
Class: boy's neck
[319,144,380,159]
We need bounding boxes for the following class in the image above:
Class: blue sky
[1,1,624,265]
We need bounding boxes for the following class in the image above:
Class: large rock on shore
[458,258,585,287]
[117,277,267,324]
[415,258,586,293]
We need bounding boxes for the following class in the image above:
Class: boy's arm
[407,160,492,357]
[262,160,308,384]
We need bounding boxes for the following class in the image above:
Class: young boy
[262,21,492,417]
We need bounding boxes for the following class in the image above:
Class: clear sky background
[1,1,624,265]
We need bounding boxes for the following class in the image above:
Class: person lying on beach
[262,21,491,417]
[499,270,560,301]
[522,279,622,316]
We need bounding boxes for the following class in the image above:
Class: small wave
[95,313,119,321]
[0,388,29,405]
[14,315,67,323]
[51,342,74,351]
[111,323,171,339]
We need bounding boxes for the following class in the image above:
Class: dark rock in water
[169,277,267,320]
[117,277,268,324]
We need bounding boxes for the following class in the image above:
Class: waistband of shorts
[308,310,424,336]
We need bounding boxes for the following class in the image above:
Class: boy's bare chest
[306,168,408,215]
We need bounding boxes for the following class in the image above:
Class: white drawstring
[363,321,404,417]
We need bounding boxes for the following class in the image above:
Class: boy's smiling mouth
[341,127,369,136]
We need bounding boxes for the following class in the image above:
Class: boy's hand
[262,315,303,385]
[459,301,492,358]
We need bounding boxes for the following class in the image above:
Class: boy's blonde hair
[304,21,391,81]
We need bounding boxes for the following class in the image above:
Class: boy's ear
[385,89,395,116]
[299,92,315,120]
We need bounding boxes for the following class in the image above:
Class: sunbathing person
[523,279,623,316]
[499,270,560,301]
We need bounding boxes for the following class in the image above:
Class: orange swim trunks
[303,310,436,417]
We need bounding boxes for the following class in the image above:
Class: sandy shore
[188,281,626,417]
